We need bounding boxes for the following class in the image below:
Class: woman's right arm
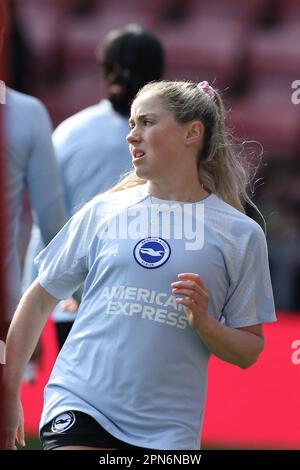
[3,280,59,449]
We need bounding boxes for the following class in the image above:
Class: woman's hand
[61,298,79,313]
[172,273,264,368]
[171,273,209,331]
[4,397,25,450]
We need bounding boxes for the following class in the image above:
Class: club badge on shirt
[133,237,171,269]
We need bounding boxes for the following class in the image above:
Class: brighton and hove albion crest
[51,411,76,433]
[133,237,171,269]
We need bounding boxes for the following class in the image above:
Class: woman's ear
[185,121,204,147]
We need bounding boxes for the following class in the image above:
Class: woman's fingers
[171,279,208,299]
[177,273,208,291]
[16,424,25,447]
[61,298,79,313]
[171,273,209,324]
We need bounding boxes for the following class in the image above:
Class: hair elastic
[197,81,214,99]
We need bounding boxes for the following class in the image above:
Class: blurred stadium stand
[186,0,269,22]
[10,0,300,150]
[7,0,300,311]
[158,17,247,90]
[276,0,300,25]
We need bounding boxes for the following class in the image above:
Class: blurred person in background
[4,89,67,382]
[4,79,275,450]
[23,24,165,349]
[1,1,67,382]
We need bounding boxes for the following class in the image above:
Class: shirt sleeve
[22,225,44,291]
[34,202,95,300]
[52,123,73,216]
[26,98,67,246]
[222,223,276,328]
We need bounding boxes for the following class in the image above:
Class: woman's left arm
[171,273,265,369]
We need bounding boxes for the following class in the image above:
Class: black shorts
[55,321,73,350]
[40,410,153,450]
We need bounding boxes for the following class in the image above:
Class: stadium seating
[276,0,300,25]
[97,0,170,18]
[14,0,90,14]
[230,93,300,159]
[35,72,106,127]
[158,17,247,91]
[186,0,269,23]
[14,1,64,84]
[61,10,155,72]
[12,0,300,162]
[246,24,300,86]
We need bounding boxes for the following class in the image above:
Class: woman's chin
[134,167,149,179]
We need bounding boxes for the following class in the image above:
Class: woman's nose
[126,127,141,144]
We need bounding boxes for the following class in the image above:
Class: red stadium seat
[246,25,300,86]
[98,0,170,19]
[36,72,106,128]
[61,10,156,71]
[158,17,247,91]
[14,0,76,14]
[230,94,300,159]
[186,0,268,23]
[276,0,300,25]
[15,2,64,83]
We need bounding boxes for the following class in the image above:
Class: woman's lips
[132,150,145,161]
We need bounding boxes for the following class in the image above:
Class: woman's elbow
[239,356,259,369]
[239,337,265,369]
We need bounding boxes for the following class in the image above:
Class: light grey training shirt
[36,185,276,449]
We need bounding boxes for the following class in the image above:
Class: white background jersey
[36,185,276,449]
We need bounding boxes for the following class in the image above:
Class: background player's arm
[172,273,265,369]
[26,99,67,246]
[3,281,59,449]
[22,99,67,292]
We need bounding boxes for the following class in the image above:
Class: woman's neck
[147,180,210,202]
